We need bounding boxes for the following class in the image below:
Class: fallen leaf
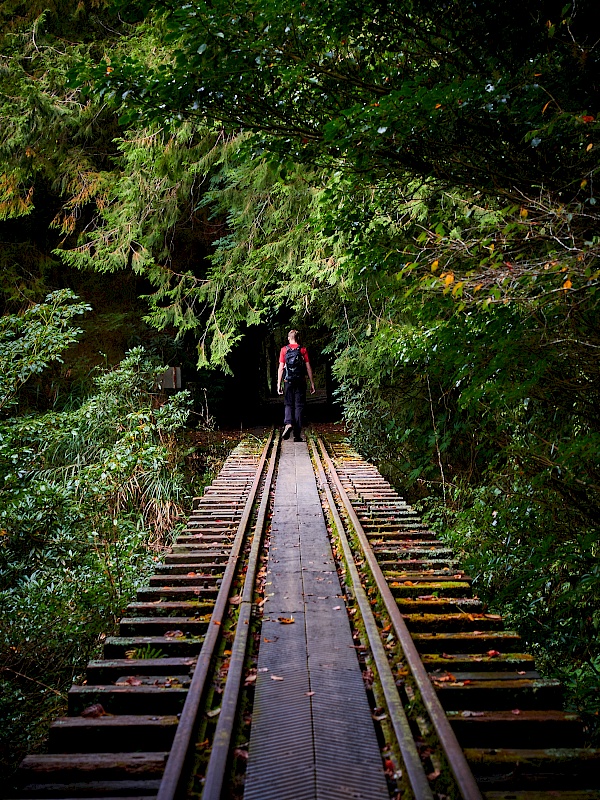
[517,670,527,675]
[433,673,456,683]
[427,769,441,781]
[441,653,454,659]
[206,707,221,718]
[257,667,269,672]
[244,674,257,685]
[187,572,197,577]
[487,649,501,657]
[417,595,435,600]
[305,691,315,697]
[123,676,142,686]
[461,710,485,717]
[234,748,249,760]
[277,616,295,624]
[270,674,284,681]
[81,704,110,718]
[263,636,278,643]
[164,630,185,639]
[511,709,521,715]
[229,595,242,605]
[372,712,388,721]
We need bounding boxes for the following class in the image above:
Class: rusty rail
[310,439,435,800]
[316,436,483,800]
[157,431,275,800]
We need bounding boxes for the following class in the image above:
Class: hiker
[277,329,315,441]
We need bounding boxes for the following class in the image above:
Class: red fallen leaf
[263,636,278,643]
[277,616,295,624]
[382,623,392,633]
[487,649,501,657]
[512,709,521,715]
[462,679,473,685]
[433,674,456,682]
[384,758,395,772]
[453,574,463,579]
[123,676,142,685]
[81,704,110,718]
[187,572,197,577]
[164,630,185,638]
[270,674,284,681]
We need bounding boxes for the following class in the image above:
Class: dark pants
[284,379,306,438]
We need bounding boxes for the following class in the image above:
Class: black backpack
[284,345,306,381]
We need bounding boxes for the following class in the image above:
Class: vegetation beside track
[0,300,241,787]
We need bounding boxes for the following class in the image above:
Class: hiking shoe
[282,424,293,440]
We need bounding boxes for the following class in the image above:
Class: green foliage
[0,289,90,412]
[0,345,192,784]
[99,0,599,200]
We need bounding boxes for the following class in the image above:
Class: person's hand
[310,384,316,395]
[277,386,283,395]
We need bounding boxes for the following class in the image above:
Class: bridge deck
[244,440,388,800]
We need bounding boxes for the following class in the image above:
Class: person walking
[277,329,315,441]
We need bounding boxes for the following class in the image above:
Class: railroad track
[315,436,600,799]
[13,431,600,800]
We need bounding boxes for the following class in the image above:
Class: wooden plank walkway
[244,439,388,800]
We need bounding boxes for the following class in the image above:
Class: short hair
[288,329,299,340]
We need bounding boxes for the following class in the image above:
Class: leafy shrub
[0,345,193,784]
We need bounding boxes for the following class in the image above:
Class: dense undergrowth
[0,295,221,786]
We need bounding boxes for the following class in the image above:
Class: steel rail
[316,437,483,800]
[157,430,275,800]
[310,440,434,800]
[202,432,280,799]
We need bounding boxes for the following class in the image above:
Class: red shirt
[280,344,310,364]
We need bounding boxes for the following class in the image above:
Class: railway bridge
[14,431,600,800]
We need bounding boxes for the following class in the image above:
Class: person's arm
[306,361,315,394]
[277,361,285,394]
